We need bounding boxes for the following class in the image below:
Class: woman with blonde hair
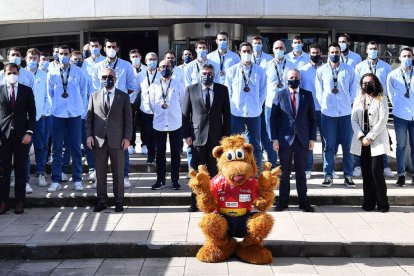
[350,73,390,212]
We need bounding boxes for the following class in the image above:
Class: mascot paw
[258,165,281,190]
[196,238,237,263]
[236,244,273,265]
[189,165,211,192]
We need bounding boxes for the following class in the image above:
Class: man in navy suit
[270,69,316,212]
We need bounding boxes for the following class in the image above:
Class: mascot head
[212,135,257,186]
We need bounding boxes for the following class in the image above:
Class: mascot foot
[196,238,237,263]
[236,244,272,264]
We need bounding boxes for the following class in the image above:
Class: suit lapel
[296,89,305,117]
[108,90,119,116]
[98,90,106,115]
[285,89,294,117]
[198,84,208,112]
[0,85,8,104]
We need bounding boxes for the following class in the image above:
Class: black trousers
[0,131,30,203]
[154,128,181,182]
[361,145,389,210]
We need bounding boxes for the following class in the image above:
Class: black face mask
[103,78,115,90]
[288,79,300,89]
[363,84,375,95]
[310,55,321,64]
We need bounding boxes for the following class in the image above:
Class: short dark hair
[89,37,100,44]
[26,48,40,56]
[182,48,192,55]
[195,40,207,48]
[7,47,22,56]
[40,51,50,57]
[400,47,413,55]
[251,35,263,42]
[59,45,71,52]
[338,33,352,42]
[308,43,321,51]
[52,45,59,50]
[328,42,341,51]
[129,49,141,55]
[104,37,119,47]
[293,35,303,42]
[239,42,253,50]
[366,41,378,48]
[71,50,82,57]
[164,50,176,58]
[201,64,215,76]
[217,31,228,38]
[5,63,19,71]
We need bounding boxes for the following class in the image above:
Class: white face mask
[241,53,252,63]
[6,74,18,84]
[339,42,348,52]
[106,48,117,59]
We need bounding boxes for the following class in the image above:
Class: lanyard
[274,59,286,84]
[135,64,142,73]
[401,68,413,98]
[329,62,340,93]
[220,54,226,74]
[196,60,208,73]
[106,57,119,70]
[368,60,377,75]
[160,79,172,101]
[60,67,70,93]
[147,70,158,87]
[253,54,261,65]
[240,64,253,91]
[341,55,348,64]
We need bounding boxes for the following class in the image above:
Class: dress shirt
[285,51,311,70]
[225,62,267,118]
[340,50,362,69]
[355,59,391,95]
[47,64,87,118]
[265,58,295,108]
[28,69,51,121]
[201,83,214,104]
[92,57,137,93]
[387,66,414,121]
[7,83,18,101]
[299,62,324,111]
[140,69,161,114]
[103,87,115,108]
[289,88,300,114]
[315,62,357,117]
[207,49,240,85]
[82,55,105,94]
[171,66,185,86]
[0,67,35,90]
[130,63,147,103]
[149,78,185,131]
[251,52,273,69]
[184,59,220,87]
[48,61,60,72]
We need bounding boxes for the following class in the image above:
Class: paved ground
[1,257,414,275]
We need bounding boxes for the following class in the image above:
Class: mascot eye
[226,150,236,161]
[235,149,244,160]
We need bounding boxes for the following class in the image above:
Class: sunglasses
[101,75,115,81]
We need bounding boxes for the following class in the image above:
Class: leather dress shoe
[93,203,107,212]
[14,202,24,214]
[115,203,124,212]
[275,203,288,212]
[299,204,315,212]
[0,202,6,215]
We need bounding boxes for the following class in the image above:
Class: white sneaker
[128,146,136,155]
[73,181,84,191]
[26,183,33,194]
[48,182,61,192]
[140,145,148,155]
[61,173,69,182]
[10,171,15,187]
[384,167,395,178]
[353,166,362,177]
[91,182,97,189]
[124,178,131,189]
[305,171,312,179]
[38,175,48,187]
[88,171,96,182]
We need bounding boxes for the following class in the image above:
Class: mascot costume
[189,135,280,264]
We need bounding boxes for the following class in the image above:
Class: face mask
[198,49,207,59]
[147,60,157,70]
[59,55,70,65]
[310,55,321,64]
[75,61,83,68]
[367,49,378,60]
[363,84,375,95]
[53,53,59,62]
[103,78,115,90]
[241,53,252,63]
[169,60,176,68]
[106,48,117,59]
[330,54,340,63]
[92,47,100,56]
[160,68,172,79]
[402,57,413,68]
[40,61,49,71]
[183,55,192,64]
[218,40,228,50]
[287,79,300,89]
[252,43,262,53]
[9,56,21,66]
[83,51,91,59]
[201,74,214,86]
[132,58,141,67]
[27,60,38,70]
[275,49,284,59]
[6,74,18,84]
[339,42,348,52]
[293,44,303,52]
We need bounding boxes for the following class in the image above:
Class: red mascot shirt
[210,174,258,217]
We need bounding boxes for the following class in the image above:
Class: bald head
[273,40,286,59]
[100,68,117,81]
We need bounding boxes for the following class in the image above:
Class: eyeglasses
[101,75,115,81]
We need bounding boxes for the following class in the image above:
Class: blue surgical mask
[40,61,49,71]
[367,49,378,60]
[132,57,141,67]
[160,68,172,79]
[183,55,192,64]
[147,60,157,70]
[402,57,413,68]
[330,54,340,64]
[253,43,262,53]
[198,49,207,59]
[27,60,38,70]
[9,56,21,66]
[293,44,303,52]
[218,40,228,50]
[59,55,70,65]
[275,50,284,60]
[92,47,100,56]
[83,51,91,59]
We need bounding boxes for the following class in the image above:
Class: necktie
[291,91,296,116]
[104,92,111,115]
[10,85,15,111]
[205,88,211,111]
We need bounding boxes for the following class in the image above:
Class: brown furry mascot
[189,135,280,264]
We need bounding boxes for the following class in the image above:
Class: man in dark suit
[182,64,231,211]
[0,63,36,214]
[270,69,316,212]
[86,68,132,212]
